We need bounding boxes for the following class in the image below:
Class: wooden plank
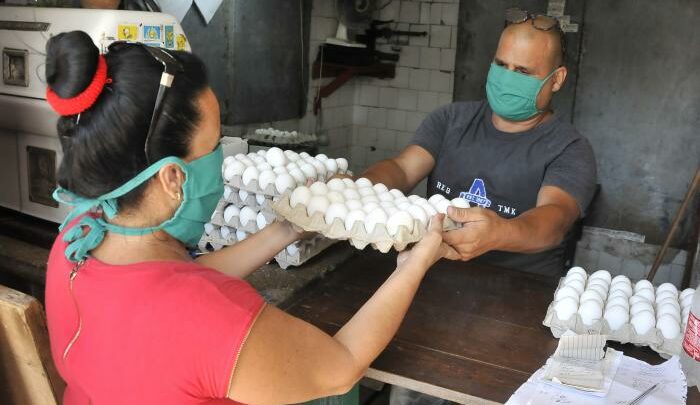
[0,284,64,405]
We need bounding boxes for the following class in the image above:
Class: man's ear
[156,163,185,200]
[552,66,568,93]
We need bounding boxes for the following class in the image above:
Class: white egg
[220,225,233,240]
[358,187,376,197]
[635,288,655,303]
[255,194,267,206]
[394,196,410,205]
[285,162,300,172]
[683,307,690,321]
[307,195,330,216]
[567,266,588,278]
[657,315,681,339]
[609,282,633,298]
[224,156,236,166]
[238,188,250,202]
[554,296,578,320]
[325,202,349,224]
[365,208,388,233]
[587,277,609,289]
[407,205,429,226]
[323,159,338,174]
[257,149,267,156]
[589,270,612,285]
[273,167,287,175]
[428,194,446,205]
[578,300,602,326]
[256,212,269,230]
[604,305,629,331]
[656,283,678,295]
[286,243,300,256]
[611,275,631,286]
[657,303,681,323]
[389,189,405,199]
[634,279,654,293]
[656,297,681,310]
[234,153,248,161]
[361,195,380,204]
[223,185,234,200]
[299,152,311,159]
[275,174,296,194]
[420,203,438,216]
[373,183,389,194]
[631,310,655,335]
[257,170,277,190]
[223,205,241,223]
[655,290,678,303]
[587,284,609,302]
[224,161,247,180]
[605,296,629,310]
[256,163,273,172]
[344,210,366,232]
[345,199,363,211]
[555,285,580,302]
[450,197,470,208]
[580,290,604,305]
[363,202,380,214]
[565,272,587,285]
[630,301,654,317]
[236,229,248,241]
[309,181,329,195]
[682,294,693,309]
[378,192,394,202]
[434,199,452,214]
[290,186,312,208]
[629,296,648,308]
[397,201,412,211]
[299,163,317,180]
[326,178,346,192]
[608,289,630,302]
[565,278,585,295]
[386,211,414,236]
[315,153,329,161]
[355,177,373,188]
[379,200,396,210]
[239,206,257,226]
[680,288,695,301]
[342,178,356,188]
[336,158,349,172]
[343,189,361,200]
[309,160,327,179]
[204,223,215,235]
[284,150,300,161]
[289,168,306,185]
[266,147,288,167]
[326,191,345,204]
[242,166,260,186]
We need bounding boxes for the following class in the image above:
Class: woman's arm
[195,221,300,279]
[227,215,455,405]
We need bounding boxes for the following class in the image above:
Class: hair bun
[45,31,99,99]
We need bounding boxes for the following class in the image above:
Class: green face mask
[54,145,224,262]
[485,63,557,121]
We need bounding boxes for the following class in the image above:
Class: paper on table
[506,355,688,405]
[543,334,617,393]
[159,0,193,23]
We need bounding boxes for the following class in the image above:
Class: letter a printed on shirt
[460,178,492,208]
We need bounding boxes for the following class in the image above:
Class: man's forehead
[496,24,560,69]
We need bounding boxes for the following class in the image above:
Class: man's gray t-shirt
[411,100,597,277]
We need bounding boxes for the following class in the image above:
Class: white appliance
[0,6,190,223]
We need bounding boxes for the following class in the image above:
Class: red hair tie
[46,55,109,116]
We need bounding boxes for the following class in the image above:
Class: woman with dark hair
[45,30,452,405]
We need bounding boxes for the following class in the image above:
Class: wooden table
[282,250,699,404]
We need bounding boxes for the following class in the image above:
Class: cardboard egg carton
[225,170,353,198]
[274,236,337,269]
[198,231,237,252]
[223,187,277,214]
[542,278,683,358]
[272,194,460,253]
[210,207,277,234]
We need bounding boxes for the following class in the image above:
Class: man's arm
[359,145,436,193]
[442,185,580,261]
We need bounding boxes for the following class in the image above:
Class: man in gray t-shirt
[356,15,597,278]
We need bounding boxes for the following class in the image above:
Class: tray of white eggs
[272,177,464,253]
[543,267,694,358]
[223,148,350,197]
[210,202,278,234]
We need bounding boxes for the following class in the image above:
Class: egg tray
[272,194,460,253]
[542,278,683,358]
[198,233,235,252]
[210,203,277,234]
[225,170,353,198]
[223,188,277,214]
[275,236,338,269]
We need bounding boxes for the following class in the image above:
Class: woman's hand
[280,219,315,241]
[396,214,456,269]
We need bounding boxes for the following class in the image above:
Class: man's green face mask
[485,63,557,121]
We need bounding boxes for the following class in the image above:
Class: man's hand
[442,206,509,261]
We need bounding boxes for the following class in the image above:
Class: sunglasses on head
[504,8,567,55]
[108,41,184,164]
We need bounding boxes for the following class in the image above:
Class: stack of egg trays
[542,278,683,358]
[274,235,337,269]
[198,224,237,252]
